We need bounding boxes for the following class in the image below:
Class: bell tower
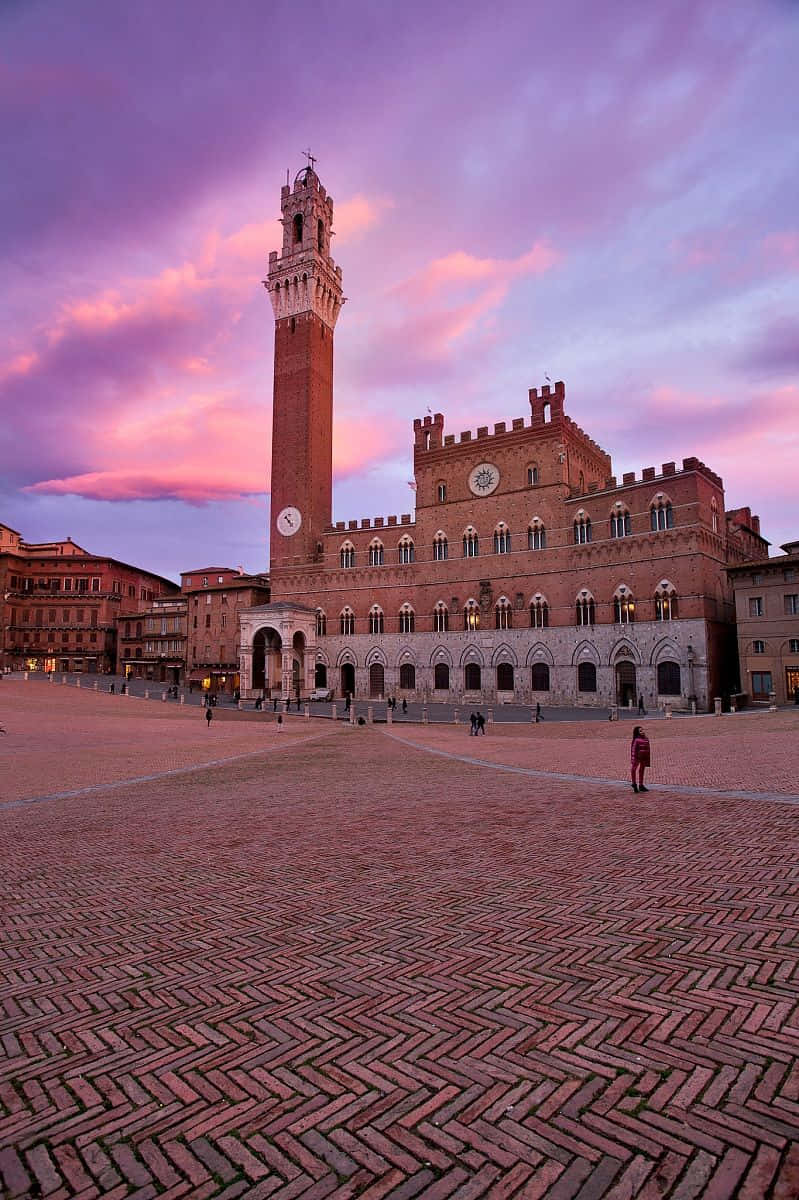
[264,159,344,572]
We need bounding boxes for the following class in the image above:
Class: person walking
[476,712,486,735]
[469,711,477,736]
[630,725,650,792]
[637,694,647,715]
[402,698,407,715]
[535,702,543,723]
[205,706,213,729]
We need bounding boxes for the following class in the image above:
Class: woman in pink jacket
[630,726,651,793]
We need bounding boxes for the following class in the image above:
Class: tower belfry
[265,165,344,570]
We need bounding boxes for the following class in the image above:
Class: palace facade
[238,165,768,710]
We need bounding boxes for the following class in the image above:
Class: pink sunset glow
[2,0,798,577]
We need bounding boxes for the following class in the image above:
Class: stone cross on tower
[264,164,345,570]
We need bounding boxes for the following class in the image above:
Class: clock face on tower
[276,506,302,536]
[468,462,500,497]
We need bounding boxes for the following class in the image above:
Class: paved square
[2,681,799,1198]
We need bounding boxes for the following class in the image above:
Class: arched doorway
[369,662,384,698]
[434,662,450,691]
[315,662,328,688]
[252,627,282,693]
[616,660,636,706]
[341,662,355,698]
[464,662,481,691]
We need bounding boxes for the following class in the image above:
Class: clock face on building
[276,506,302,536]
[468,462,500,497]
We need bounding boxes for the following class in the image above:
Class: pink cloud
[761,231,799,271]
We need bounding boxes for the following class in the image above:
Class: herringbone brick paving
[2,684,798,1197]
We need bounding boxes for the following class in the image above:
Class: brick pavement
[1,683,799,1198]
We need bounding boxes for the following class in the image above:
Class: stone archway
[341,662,355,697]
[252,627,282,693]
[369,662,385,698]
[616,660,636,707]
[239,602,317,700]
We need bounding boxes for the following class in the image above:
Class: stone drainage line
[379,728,799,807]
[1,728,341,810]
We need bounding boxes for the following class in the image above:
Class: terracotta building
[183,568,270,696]
[238,164,768,710]
[726,540,799,705]
[115,594,188,684]
[0,523,179,674]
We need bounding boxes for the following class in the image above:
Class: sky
[2,0,798,582]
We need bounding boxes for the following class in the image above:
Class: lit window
[464,600,480,631]
[655,584,677,621]
[614,590,635,624]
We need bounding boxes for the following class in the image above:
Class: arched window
[576,593,596,626]
[340,607,355,636]
[399,663,416,690]
[655,582,678,621]
[340,541,355,569]
[610,506,631,538]
[650,498,675,531]
[368,540,384,567]
[124,621,131,637]
[464,599,480,631]
[463,527,479,557]
[711,497,719,535]
[494,523,511,554]
[574,513,592,544]
[316,609,327,637]
[527,464,539,486]
[531,662,550,691]
[437,482,447,502]
[293,213,303,244]
[657,661,681,694]
[368,606,384,634]
[528,520,546,551]
[433,602,449,633]
[495,597,512,629]
[614,588,635,624]
[497,662,514,691]
[317,218,324,253]
[398,604,415,633]
[398,537,415,564]
[434,662,450,690]
[433,533,449,561]
[577,662,597,692]
[464,662,481,690]
[529,596,549,628]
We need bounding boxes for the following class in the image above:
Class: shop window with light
[316,609,327,637]
[610,507,631,538]
[433,602,449,632]
[369,606,384,634]
[576,593,595,626]
[495,598,512,629]
[368,540,384,567]
[650,498,675,531]
[398,537,415,564]
[529,597,549,628]
[574,513,592,544]
[493,523,511,554]
[340,607,355,636]
[528,520,546,550]
[398,604,415,633]
[463,527,479,557]
[464,600,480,631]
[340,542,355,569]
[614,589,635,624]
[433,533,449,561]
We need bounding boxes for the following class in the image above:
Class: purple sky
[2,0,797,580]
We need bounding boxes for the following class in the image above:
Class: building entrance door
[616,660,636,707]
[369,663,384,698]
[341,662,355,698]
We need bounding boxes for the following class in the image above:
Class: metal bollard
[304,704,310,720]
[714,697,722,716]
[386,705,392,725]
[24,670,29,681]
[768,690,777,711]
[179,694,185,705]
[331,703,337,721]
[367,704,373,724]
[487,708,494,724]
[453,708,459,724]
[422,705,428,724]
[144,688,149,700]
[665,703,672,719]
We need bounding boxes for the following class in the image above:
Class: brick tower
[264,161,344,571]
